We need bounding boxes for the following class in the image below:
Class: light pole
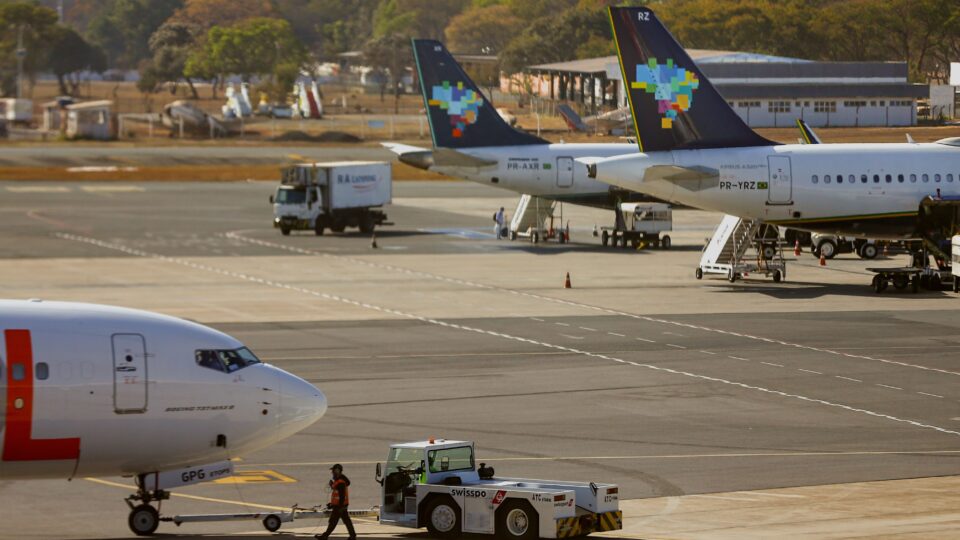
[15,25,26,100]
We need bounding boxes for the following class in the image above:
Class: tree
[0,2,59,96]
[363,33,410,112]
[444,4,522,54]
[86,0,183,70]
[169,0,276,29]
[46,26,107,96]
[146,21,202,98]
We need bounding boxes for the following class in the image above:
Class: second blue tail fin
[609,7,776,153]
[412,39,546,149]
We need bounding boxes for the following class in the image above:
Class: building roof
[65,100,112,110]
[527,50,808,74]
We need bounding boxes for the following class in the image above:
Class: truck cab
[376,439,621,539]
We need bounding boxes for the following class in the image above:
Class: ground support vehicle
[271,161,391,236]
[810,234,879,260]
[698,215,785,283]
[377,439,622,539]
[601,203,672,249]
[509,195,568,244]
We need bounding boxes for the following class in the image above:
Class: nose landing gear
[125,477,171,536]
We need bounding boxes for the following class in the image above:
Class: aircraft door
[767,155,793,204]
[556,156,574,188]
[112,334,148,414]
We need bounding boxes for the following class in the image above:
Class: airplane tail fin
[412,39,547,149]
[608,7,776,152]
[796,119,821,144]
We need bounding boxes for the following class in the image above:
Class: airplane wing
[380,142,434,170]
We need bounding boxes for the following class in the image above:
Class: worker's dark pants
[319,506,355,538]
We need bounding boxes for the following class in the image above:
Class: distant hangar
[511,50,929,128]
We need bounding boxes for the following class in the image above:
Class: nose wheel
[125,476,171,536]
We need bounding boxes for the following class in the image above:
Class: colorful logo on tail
[632,58,699,129]
[428,81,483,138]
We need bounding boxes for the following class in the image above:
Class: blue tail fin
[608,7,776,152]
[412,39,546,149]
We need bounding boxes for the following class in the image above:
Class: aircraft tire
[128,504,160,536]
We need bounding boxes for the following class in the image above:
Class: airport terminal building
[514,51,929,128]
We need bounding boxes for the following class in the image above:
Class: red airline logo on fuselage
[2,329,81,461]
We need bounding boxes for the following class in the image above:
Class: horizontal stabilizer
[381,142,434,170]
[646,165,719,191]
[433,148,498,168]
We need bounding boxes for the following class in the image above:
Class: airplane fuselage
[434,143,639,208]
[594,142,960,239]
[0,301,326,480]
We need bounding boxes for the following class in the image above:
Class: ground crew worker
[494,206,505,239]
[315,464,356,540]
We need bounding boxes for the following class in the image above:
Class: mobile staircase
[509,194,565,243]
[697,214,785,282]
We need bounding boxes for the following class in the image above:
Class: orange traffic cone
[564,272,572,289]
[819,252,826,266]
[794,239,801,257]
[371,233,378,249]
[883,242,889,256]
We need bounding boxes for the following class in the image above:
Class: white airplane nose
[276,370,327,440]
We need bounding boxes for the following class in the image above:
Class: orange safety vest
[330,478,350,506]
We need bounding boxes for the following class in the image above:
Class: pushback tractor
[377,439,622,539]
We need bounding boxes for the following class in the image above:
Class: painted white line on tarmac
[690,494,760,502]
[580,326,597,332]
[761,362,784,368]
[799,369,823,375]
[739,491,806,499]
[559,334,584,340]
[835,376,862,383]
[729,356,749,362]
[877,384,903,390]
[555,322,570,327]
[666,344,686,349]
[699,350,716,355]
[530,317,544,322]
[6,186,71,193]
[608,332,625,337]
[918,392,944,399]
[66,233,960,440]
[637,338,656,343]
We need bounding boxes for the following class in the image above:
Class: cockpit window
[195,347,262,373]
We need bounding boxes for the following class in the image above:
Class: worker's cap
[330,463,343,471]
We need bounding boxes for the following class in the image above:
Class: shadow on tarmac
[706,279,956,299]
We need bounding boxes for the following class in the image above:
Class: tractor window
[386,447,424,474]
[428,446,474,473]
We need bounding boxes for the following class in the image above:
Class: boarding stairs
[698,215,786,282]
[510,194,558,243]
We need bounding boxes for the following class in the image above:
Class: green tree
[46,25,107,96]
[86,0,182,69]
[143,21,202,98]
[444,4,522,54]
[363,33,410,112]
[0,2,59,96]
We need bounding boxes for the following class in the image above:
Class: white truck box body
[317,161,392,210]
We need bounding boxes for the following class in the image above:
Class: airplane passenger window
[885,174,892,183]
[923,174,929,183]
[948,174,954,183]
[11,363,25,381]
[873,175,880,183]
[836,174,843,184]
[848,175,855,184]
[824,175,831,184]
[35,362,49,380]
[897,174,904,183]
[910,174,917,183]
[935,174,942,183]
[861,174,868,184]
[812,175,818,184]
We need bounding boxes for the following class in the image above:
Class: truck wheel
[762,245,777,260]
[601,230,609,247]
[818,239,838,259]
[262,514,282,533]
[314,222,324,236]
[424,496,460,538]
[359,214,375,234]
[661,235,671,249]
[496,500,539,540]
[280,227,291,236]
[773,270,782,283]
[128,504,159,536]
[860,243,878,260]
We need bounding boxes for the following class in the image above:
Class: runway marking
[224,232,960,381]
[247,449,960,468]
[580,326,597,332]
[835,376,862,383]
[761,362,784,368]
[799,369,823,375]
[84,478,289,511]
[729,356,749,362]
[699,350,716,355]
[555,322,570,327]
[530,317,544,322]
[666,344,686,349]
[80,185,145,192]
[690,494,759,502]
[559,334,584,340]
[877,384,902,390]
[607,332,625,337]
[62,233,960,440]
[918,392,944,399]
[637,338,656,343]
[213,469,297,484]
[662,332,684,337]
[6,186,70,193]
[737,491,806,499]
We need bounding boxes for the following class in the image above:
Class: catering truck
[271,161,391,236]
[377,439,622,539]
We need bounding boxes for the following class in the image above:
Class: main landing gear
[125,477,171,536]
